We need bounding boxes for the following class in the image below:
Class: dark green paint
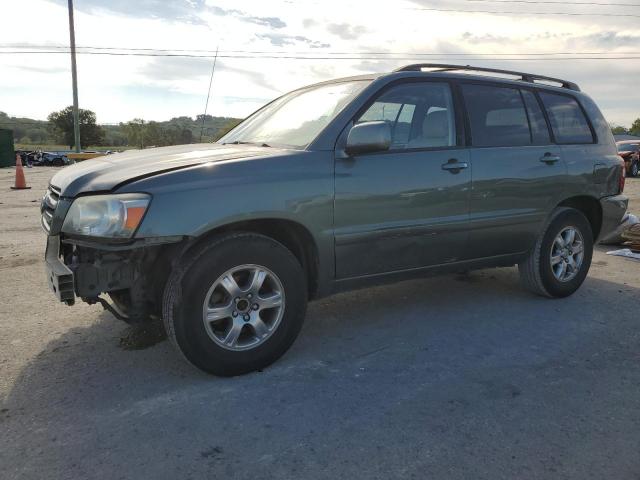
[46,70,628,300]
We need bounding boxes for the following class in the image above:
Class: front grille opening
[42,184,61,233]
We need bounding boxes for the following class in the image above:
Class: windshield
[219,80,369,149]
[617,144,639,152]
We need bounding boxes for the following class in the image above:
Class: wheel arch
[557,195,603,240]
[182,218,321,299]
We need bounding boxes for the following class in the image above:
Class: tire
[163,233,307,376]
[518,207,593,298]
[631,161,639,178]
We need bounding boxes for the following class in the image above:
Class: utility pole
[68,0,81,152]
[200,46,219,143]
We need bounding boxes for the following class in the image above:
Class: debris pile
[621,223,640,251]
[600,213,638,245]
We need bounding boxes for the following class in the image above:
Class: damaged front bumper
[44,233,183,322]
[45,235,75,305]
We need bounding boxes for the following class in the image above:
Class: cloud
[353,59,404,74]
[138,57,280,92]
[46,0,210,25]
[255,33,330,48]
[461,32,510,44]
[215,61,280,92]
[13,65,67,74]
[139,57,213,81]
[45,0,287,28]
[565,31,640,49]
[327,23,367,41]
[15,0,640,126]
[208,5,286,29]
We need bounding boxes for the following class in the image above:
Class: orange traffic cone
[11,154,31,190]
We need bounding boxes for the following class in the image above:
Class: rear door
[537,91,600,184]
[460,83,568,259]
[334,81,471,278]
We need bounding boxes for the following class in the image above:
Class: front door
[334,81,471,279]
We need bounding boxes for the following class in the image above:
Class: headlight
[62,193,150,239]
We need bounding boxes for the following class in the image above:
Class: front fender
[116,151,336,290]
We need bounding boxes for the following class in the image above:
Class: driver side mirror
[345,121,392,156]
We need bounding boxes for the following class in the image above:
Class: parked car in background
[41,64,627,376]
[16,150,42,166]
[15,150,71,167]
[39,152,71,167]
[617,141,640,177]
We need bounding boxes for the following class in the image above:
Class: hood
[50,143,286,197]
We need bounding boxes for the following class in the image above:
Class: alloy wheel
[550,227,584,282]
[201,264,285,351]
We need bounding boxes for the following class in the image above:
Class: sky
[1,0,639,126]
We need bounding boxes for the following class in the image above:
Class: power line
[398,6,640,17]
[463,0,640,6]
[200,46,219,142]
[282,0,640,8]
[1,50,640,61]
[2,45,640,57]
[279,0,640,14]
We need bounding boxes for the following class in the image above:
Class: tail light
[619,155,626,193]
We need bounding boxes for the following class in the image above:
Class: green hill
[0,111,242,149]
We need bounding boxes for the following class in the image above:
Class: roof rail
[393,63,580,91]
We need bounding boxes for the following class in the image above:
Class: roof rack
[393,63,580,91]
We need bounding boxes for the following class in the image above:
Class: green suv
[42,64,628,376]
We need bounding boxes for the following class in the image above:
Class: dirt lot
[1,166,639,479]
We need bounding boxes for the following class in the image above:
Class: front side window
[356,82,456,150]
[220,80,369,148]
[539,92,594,144]
[461,84,531,147]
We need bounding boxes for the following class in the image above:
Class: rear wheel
[518,208,593,298]
[631,161,639,178]
[163,233,307,376]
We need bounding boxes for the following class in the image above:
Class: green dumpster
[0,129,15,168]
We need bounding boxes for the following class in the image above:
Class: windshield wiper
[223,141,271,147]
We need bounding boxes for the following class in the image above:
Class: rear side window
[521,90,551,145]
[461,84,531,147]
[539,92,594,144]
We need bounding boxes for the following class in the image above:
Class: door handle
[441,159,469,173]
[540,153,560,164]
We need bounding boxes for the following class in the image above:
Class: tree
[144,121,164,147]
[611,124,628,135]
[47,106,105,149]
[121,118,196,148]
[630,118,640,137]
[121,119,147,149]
[195,114,214,123]
[213,119,242,141]
[180,128,193,144]
[102,126,128,147]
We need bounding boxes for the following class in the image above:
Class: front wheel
[163,233,307,376]
[631,161,639,178]
[519,208,593,298]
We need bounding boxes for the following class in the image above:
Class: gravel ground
[1,166,639,479]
